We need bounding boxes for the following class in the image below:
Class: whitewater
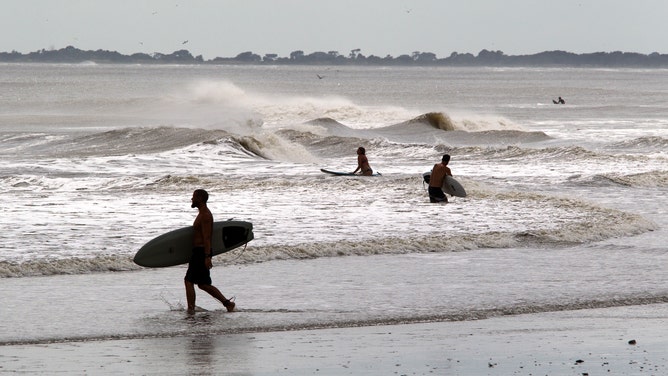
[0,63,666,348]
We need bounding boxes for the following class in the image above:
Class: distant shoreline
[2,45,668,67]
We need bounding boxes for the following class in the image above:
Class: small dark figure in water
[553,96,565,104]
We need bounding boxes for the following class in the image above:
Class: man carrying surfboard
[184,189,235,313]
[352,146,373,176]
[428,154,452,203]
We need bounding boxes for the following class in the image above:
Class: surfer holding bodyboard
[422,154,467,200]
[428,154,452,203]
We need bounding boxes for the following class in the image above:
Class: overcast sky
[2,0,666,59]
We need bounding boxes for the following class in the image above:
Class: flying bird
[316,74,324,79]
[182,40,189,44]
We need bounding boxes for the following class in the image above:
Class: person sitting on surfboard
[184,189,235,314]
[352,146,373,176]
[552,96,565,104]
[428,154,452,203]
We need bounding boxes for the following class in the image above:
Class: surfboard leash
[225,242,249,263]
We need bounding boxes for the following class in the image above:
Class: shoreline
[2,303,666,375]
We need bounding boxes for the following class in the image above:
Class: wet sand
[2,304,666,375]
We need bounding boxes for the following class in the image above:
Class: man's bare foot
[223,299,235,312]
[187,306,208,314]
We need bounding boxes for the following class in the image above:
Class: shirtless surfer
[352,147,373,176]
[428,154,452,203]
[184,189,235,314]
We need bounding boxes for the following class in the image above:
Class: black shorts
[184,247,212,285]
[428,186,448,203]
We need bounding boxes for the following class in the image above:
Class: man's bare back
[429,162,451,188]
[427,154,453,203]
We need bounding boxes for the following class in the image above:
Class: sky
[2,0,667,60]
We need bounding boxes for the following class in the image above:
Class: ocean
[0,63,666,349]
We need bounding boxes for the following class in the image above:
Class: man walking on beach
[184,189,235,314]
[428,154,452,203]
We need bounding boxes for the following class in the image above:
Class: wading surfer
[428,154,453,203]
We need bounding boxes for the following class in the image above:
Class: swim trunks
[184,246,212,285]
[428,186,448,203]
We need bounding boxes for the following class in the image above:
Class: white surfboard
[133,220,253,268]
[442,176,467,197]
[422,172,467,197]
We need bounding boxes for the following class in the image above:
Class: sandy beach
[2,303,666,375]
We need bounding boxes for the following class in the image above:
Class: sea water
[0,63,666,345]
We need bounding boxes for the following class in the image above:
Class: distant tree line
[2,45,668,67]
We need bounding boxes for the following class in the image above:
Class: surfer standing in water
[352,146,373,176]
[184,189,235,314]
[428,154,453,203]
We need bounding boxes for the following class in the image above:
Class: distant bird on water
[316,74,324,79]
[182,40,189,45]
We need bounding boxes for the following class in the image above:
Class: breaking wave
[572,170,668,188]
[1,193,655,278]
[400,111,526,132]
[608,136,668,152]
[0,127,232,158]
[408,112,457,131]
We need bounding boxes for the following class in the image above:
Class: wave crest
[410,112,457,131]
[609,136,668,152]
[574,170,668,188]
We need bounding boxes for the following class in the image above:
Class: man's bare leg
[185,280,197,314]
[198,284,235,312]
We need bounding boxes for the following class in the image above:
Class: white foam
[0,173,656,278]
